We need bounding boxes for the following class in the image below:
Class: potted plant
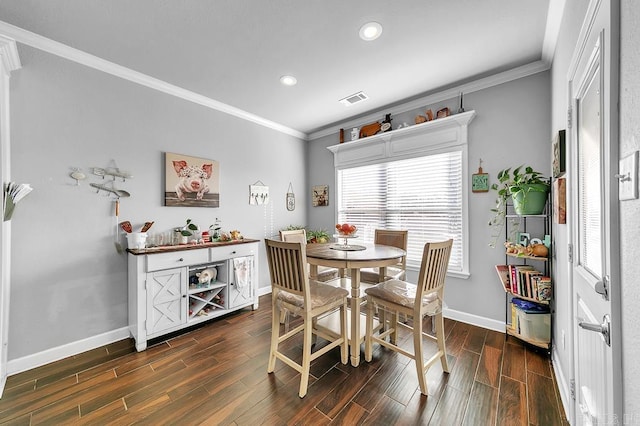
[209,217,222,241]
[180,218,199,243]
[307,229,330,244]
[488,165,550,247]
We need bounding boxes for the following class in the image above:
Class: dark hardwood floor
[0,294,568,425]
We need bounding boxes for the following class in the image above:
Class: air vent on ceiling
[339,91,369,107]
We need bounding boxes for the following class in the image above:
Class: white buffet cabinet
[127,239,259,351]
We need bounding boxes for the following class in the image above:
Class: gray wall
[620,0,640,416]
[307,71,551,324]
[8,45,307,360]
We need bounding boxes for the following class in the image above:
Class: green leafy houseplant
[307,229,330,244]
[181,218,199,236]
[488,166,550,247]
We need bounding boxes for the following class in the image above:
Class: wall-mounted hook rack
[92,167,133,181]
[90,182,131,198]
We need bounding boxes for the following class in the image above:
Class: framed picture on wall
[312,185,329,207]
[552,130,566,178]
[164,152,220,207]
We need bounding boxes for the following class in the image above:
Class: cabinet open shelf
[506,252,549,262]
[506,327,550,350]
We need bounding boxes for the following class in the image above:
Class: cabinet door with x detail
[146,267,187,335]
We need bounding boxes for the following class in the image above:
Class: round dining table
[305,242,406,366]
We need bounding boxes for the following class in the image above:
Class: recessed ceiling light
[359,22,383,41]
[280,75,297,86]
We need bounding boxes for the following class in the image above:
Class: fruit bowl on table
[334,232,358,239]
[335,223,357,238]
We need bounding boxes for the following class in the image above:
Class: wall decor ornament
[472,159,489,193]
[165,152,220,207]
[554,177,566,224]
[286,182,295,211]
[552,129,566,178]
[312,185,329,207]
[249,181,269,205]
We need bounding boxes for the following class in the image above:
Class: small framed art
[553,130,566,178]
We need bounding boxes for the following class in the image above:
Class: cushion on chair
[277,281,349,311]
[364,279,442,315]
[316,266,339,282]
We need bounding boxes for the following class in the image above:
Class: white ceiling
[0,0,555,137]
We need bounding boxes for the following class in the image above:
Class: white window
[327,111,474,278]
[337,150,466,275]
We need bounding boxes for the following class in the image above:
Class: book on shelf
[523,269,543,298]
[494,265,510,291]
[535,276,552,301]
[511,265,535,296]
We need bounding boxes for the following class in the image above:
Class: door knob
[578,314,611,346]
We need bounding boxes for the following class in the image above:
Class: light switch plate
[619,151,639,200]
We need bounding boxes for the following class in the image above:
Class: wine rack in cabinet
[127,240,259,351]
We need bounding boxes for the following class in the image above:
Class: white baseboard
[552,348,574,424]
[443,307,506,333]
[4,300,504,377]
[257,285,272,297]
[6,327,130,376]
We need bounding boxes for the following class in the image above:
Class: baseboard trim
[443,307,506,333]
[552,348,574,424]
[257,286,272,297]
[5,301,505,376]
[6,327,130,376]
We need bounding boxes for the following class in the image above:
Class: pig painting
[165,152,220,207]
[173,160,212,201]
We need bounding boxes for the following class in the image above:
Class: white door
[147,268,187,335]
[568,0,621,424]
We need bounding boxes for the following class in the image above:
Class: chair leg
[340,303,348,364]
[299,313,313,398]
[267,296,280,373]
[389,311,398,345]
[413,314,428,395]
[365,298,374,362]
[435,313,449,373]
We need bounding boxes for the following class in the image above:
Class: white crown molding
[542,0,567,65]
[308,60,550,141]
[0,35,21,74]
[0,20,306,140]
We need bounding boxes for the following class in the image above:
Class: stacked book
[495,264,551,302]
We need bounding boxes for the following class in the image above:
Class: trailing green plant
[488,165,549,247]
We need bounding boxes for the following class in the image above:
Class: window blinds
[337,151,464,272]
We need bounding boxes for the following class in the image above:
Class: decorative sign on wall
[286,182,295,211]
[552,130,566,178]
[249,181,269,205]
[471,159,489,193]
[165,152,219,207]
[312,185,329,207]
[554,177,566,224]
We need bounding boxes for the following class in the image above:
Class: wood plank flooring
[0,294,568,425]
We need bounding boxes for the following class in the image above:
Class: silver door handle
[578,314,611,346]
